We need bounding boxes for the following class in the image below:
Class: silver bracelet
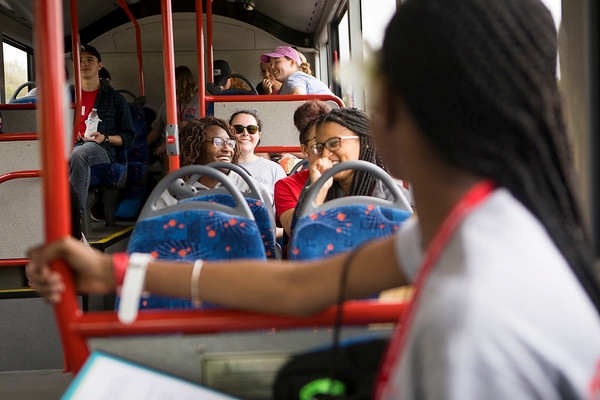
[191,259,203,308]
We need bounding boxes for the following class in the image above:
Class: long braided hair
[380,0,600,312]
[315,108,388,201]
[179,116,239,167]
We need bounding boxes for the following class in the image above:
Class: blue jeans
[69,142,110,216]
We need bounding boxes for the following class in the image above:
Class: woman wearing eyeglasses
[302,108,412,211]
[156,116,271,209]
[229,109,287,208]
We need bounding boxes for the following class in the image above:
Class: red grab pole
[161,0,180,172]
[35,0,88,372]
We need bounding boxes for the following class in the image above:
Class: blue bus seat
[175,162,278,259]
[85,145,128,231]
[125,165,266,310]
[114,104,150,221]
[289,161,412,261]
[125,104,149,186]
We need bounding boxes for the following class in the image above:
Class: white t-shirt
[382,188,600,399]
[238,157,286,208]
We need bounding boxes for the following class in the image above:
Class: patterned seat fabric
[125,209,266,310]
[126,104,149,186]
[289,204,411,261]
[182,193,277,259]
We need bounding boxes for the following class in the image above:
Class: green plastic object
[299,378,346,400]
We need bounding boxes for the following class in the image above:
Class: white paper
[61,352,239,400]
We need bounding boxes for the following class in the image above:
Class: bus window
[2,39,32,103]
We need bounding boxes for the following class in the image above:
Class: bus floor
[0,369,72,400]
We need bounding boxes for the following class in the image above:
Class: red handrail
[206,94,345,108]
[36,0,86,373]
[207,0,214,83]
[0,134,38,141]
[70,0,82,145]
[161,0,180,172]
[68,301,405,337]
[0,170,41,184]
[117,0,145,97]
[196,0,206,117]
[0,258,28,268]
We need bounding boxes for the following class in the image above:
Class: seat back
[125,104,149,185]
[127,165,266,310]
[289,161,412,261]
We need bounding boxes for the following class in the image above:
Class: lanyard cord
[374,179,495,399]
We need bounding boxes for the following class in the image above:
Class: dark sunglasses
[204,137,236,149]
[233,124,259,135]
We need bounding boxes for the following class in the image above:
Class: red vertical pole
[161,0,180,171]
[70,0,81,145]
[117,0,145,97]
[196,0,206,117]
[207,0,214,83]
[35,0,88,372]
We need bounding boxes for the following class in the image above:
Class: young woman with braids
[26,0,600,398]
[300,107,412,210]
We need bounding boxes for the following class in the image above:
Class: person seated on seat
[261,46,333,95]
[210,59,232,93]
[147,65,200,177]
[229,109,287,210]
[256,59,282,95]
[297,107,412,212]
[69,44,134,221]
[0,109,4,133]
[156,116,272,214]
[275,100,332,237]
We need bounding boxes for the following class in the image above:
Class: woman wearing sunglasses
[301,108,412,211]
[229,109,287,208]
[156,116,271,210]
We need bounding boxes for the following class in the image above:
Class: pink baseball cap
[260,46,301,66]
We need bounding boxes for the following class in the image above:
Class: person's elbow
[290,87,306,95]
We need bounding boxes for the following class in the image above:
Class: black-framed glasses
[310,136,359,155]
[204,137,236,149]
[233,124,259,135]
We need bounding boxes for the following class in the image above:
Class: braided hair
[315,108,388,201]
[179,116,239,167]
[381,0,600,312]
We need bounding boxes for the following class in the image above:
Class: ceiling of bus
[0,0,342,49]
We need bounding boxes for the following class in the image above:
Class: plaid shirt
[74,81,134,162]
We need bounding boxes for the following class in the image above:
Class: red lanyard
[375,179,495,399]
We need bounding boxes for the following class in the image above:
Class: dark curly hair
[293,100,332,141]
[315,108,388,201]
[179,116,239,167]
[381,0,600,312]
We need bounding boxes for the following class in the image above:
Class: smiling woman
[229,109,287,207]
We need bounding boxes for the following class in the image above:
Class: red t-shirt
[79,89,99,136]
[274,169,309,226]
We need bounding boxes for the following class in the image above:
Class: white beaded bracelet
[117,253,154,324]
[191,259,203,308]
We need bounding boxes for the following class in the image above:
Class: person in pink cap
[261,46,332,95]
